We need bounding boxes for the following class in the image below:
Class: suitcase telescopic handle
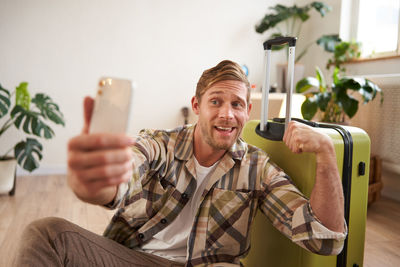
[260,36,297,134]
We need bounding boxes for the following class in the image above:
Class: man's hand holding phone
[67,78,134,205]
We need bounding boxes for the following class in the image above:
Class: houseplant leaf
[337,77,362,91]
[10,105,55,139]
[255,3,312,33]
[316,34,341,52]
[315,66,326,92]
[336,92,358,118]
[333,67,340,84]
[14,138,43,172]
[0,84,11,119]
[255,12,289,33]
[360,80,382,103]
[359,88,373,103]
[301,96,318,120]
[294,6,310,21]
[296,77,320,93]
[15,82,31,110]
[317,92,332,112]
[310,2,332,17]
[272,4,290,15]
[32,93,65,126]
[296,33,340,62]
[328,41,361,70]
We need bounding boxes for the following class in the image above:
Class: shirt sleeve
[259,159,347,256]
[103,129,167,210]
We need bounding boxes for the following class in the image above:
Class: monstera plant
[0,82,64,195]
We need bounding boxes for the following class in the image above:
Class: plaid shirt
[103,125,346,266]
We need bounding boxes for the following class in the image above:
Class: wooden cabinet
[368,155,383,205]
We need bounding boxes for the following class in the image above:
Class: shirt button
[138,233,144,239]
[182,193,188,199]
[161,218,167,224]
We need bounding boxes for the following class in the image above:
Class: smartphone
[89,77,134,134]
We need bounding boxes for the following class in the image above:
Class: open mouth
[214,126,235,133]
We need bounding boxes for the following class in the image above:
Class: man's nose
[218,104,234,120]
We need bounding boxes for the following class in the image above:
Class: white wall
[0,0,294,174]
[295,0,343,78]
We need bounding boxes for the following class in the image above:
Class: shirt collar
[174,124,247,161]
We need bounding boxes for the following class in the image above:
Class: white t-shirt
[138,157,218,263]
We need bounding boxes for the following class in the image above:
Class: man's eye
[232,102,242,108]
[211,100,219,105]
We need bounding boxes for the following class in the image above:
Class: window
[340,0,400,58]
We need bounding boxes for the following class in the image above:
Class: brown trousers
[13,217,185,267]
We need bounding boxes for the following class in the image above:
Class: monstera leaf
[32,93,65,126]
[15,82,31,110]
[10,105,54,139]
[14,138,43,172]
[0,84,11,119]
[255,2,331,33]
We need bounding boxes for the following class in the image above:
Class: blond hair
[196,60,250,104]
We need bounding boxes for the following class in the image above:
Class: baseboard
[16,164,67,176]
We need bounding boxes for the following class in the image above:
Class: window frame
[340,0,400,59]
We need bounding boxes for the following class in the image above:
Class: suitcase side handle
[260,36,297,137]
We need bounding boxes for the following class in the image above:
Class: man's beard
[199,119,238,151]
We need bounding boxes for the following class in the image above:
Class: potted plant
[296,38,381,123]
[0,82,65,195]
[255,1,339,92]
[296,66,382,123]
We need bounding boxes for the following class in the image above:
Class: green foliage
[0,84,11,118]
[15,82,31,110]
[296,67,383,123]
[0,82,65,172]
[11,105,55,139]
[255,1,335,62]
[15,138,43,172]
[316,34,341,52]
[326,40,361,72]
[255,2,330,33]
[32,93,65,126]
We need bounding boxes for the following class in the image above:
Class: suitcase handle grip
[272,117,320,127]
[260,37,297,137]
[263,37,297,50]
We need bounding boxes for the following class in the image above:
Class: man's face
[192,80,251,152]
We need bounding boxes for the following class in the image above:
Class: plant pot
[276,63,305,93]
[0,157,17,196]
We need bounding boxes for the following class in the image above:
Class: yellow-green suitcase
[241,37,370,267]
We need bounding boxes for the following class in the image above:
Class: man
[14,60,346,266]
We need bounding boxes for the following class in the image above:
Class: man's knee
[22,217,73,242]
[14,217,73,266]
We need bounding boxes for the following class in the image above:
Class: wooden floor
[0,175,399,267]
[364,195,400,267]
[0,175,114,267]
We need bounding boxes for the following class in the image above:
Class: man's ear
[246,102,252,121]
[191,96,200,115]
[247,102,252,117]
